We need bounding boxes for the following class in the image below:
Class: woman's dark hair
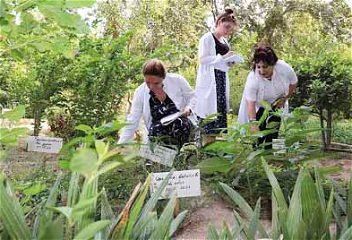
[142,58,167,79]
[215,7,237,27]
[252,46,279,70]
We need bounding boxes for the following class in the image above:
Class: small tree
[291,43,352,149]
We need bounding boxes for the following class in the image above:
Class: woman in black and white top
[238,46,298,148]
[118,59,196,148]
[194,8,238,144]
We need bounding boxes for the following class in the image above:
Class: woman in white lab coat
[194,8,237,143]
[118,59,196,148]
[238,46,298,148]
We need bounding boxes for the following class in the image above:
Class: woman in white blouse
[238,46,298,148]
[194,8,237,144]
[118,59,196,148]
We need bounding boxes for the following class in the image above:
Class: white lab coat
[237,60,298,124]
[118,73,196,144]
[194,32,231,119]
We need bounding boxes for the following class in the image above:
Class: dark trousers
[256,107,281,149]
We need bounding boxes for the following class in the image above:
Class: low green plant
[196,106,324,204]
[209,158,352,240]
[0,117,187,239]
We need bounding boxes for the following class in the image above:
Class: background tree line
[0,0,351,147]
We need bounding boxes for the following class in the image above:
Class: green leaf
[207,224,219,240]
[1,105,25,121]
[65,0,96,8]
[38,217,64,240]
[169,210,188,237]
[97,161,123,176]
[47,207,72,220]
[69,148,99,174]
[219,182,268,238]
[0,177,31,240]
[74,220,111,240]
[95,140,108,159]
[149,196,177,240]
[23,183,46,195]
[196,157,232,174]
[75,124,93,135]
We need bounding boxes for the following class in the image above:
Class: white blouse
[237,60,298,124]
[118,73,196,144]
[194,32,231,119]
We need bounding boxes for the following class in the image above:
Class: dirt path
[174,198,235,240]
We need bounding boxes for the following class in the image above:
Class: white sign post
[26,136,63,154]
[272,138,286,155]
[139,145,177,167]
[151,169,201,199]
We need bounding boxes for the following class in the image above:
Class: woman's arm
[179,76,196,116]
[118,87,144,144]
[198,34,228,66]
[247,100,260,132]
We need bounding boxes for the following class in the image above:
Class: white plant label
[151,169,201,199]
[26,136,63,153]
[273,138,286,155]
[139,145,177,167]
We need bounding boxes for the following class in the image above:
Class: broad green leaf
[1,105,25,121]
[149,196,177,240]
[348,167,352,226]
[247,199,261,240]
[74,220,111,240]
[219,182,268,238]
[0,177,31,240]
[38,216,64,240]
[95,140,108,159]
[67,173,80,207]
[196,157,232,174]
[13,0,39,11]
[339,225,352,240]
[207,224,219,240]
[65,0,96,8]
[169,210,188,237]
[97,161,123,176]
[47,207,72,220]
[100,189,113,240]
[75,124,93,135]
[23,183,46,195]
[123,178,151,240]
[262,158,288,212]
[69,148,99,174]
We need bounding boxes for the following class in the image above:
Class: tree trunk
[33,108,43,136]
[326,108,333,147]
[319,110,326,150]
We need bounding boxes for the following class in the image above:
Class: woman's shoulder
[165,73,186,82]
[275,60,294,71]
[200,32,214,42]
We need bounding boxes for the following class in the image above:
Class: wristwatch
[249,118,256,122]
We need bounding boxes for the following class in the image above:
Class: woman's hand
[223,51,233,59]
[249,123,260,133]
[181,107,191,116]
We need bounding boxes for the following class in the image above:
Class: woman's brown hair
[215,7,237,27]
[142,58,167,79]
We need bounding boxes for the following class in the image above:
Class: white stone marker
[26,136,63,154]
[139,145,177,167]
[151,169,201,199]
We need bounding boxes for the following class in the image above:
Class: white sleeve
[280,60,298,85]
[118,87,144,144]
[198,34,225,66]
[179,75,196,110]
[243,72,258,102]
